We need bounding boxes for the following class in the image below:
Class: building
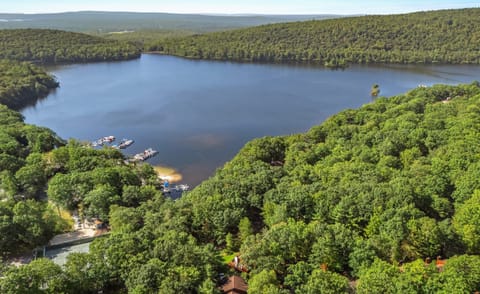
[221,275,248,294]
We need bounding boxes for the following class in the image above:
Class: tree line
[0,16,480,292]
[0,104,66,257]
[0,28,143,109]
[2,83,479,292]
[0,29,141,63]
[0,60,58,110]
[148,8,480,67]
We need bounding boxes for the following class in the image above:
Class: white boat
[118,139,134,149]
[91,135,115,147]
[175,184,190,191]
[102,136,115,143]
[133,148,159,161]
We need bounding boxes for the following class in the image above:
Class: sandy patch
[153,165,183,183]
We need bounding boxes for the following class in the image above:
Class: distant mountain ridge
[0,11,342,33]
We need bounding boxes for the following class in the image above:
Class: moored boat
[91,135,115,147]
[118,139,134,149]
[133,148,159,161]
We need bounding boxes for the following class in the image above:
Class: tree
[348,238,377,278]
[125,258,168,293]
[309,223,356,272]
[47,173,78,210]
[394,259,438,294]
[299,269,349,294]
[284,261,313,291]
[109,205,143,232]
[0,258,68,293]
[238,217,253,244]
[425,255,480,293]
[14,153,47,198]
[83,184,121,220]
[248,270,288,294]
[453,191,480,253]
[357,258,399,294]
[64,252,110,293]
[241,220,311,277]
[404,217,444,259]
[0,202,16,257]
[12,200,54,249]
[225,232,235,253]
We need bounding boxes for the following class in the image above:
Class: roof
[221,275,248,294]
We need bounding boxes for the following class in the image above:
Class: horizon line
[0,7,476,16]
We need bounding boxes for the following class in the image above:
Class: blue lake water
[22,54,480,185]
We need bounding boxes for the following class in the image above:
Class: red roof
[221,275,248,294]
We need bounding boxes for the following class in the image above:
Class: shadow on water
[16,88,58,112]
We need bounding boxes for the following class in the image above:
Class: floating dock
[133,148,159,161]
[91,135,115,147]
[112,139,134,149]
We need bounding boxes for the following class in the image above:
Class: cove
[21,54,480,186]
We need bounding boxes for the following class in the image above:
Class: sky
[1,0,478,15]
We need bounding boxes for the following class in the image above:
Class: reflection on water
[22,54,480,186]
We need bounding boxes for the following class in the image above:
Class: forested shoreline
[0,12,480,293]
[0,29,141,63]
[1,83,479,293]
[0,60,58,110]
[0,28,143,109]
[149,8,480,67]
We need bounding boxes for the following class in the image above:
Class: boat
[118,139,134,149]
[175,184,190,192]
[91,135,115,147]
[133,148,159,161]
[112,139,134,149]
[102,136,115,143]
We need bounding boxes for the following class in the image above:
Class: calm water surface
[22,54,480,186]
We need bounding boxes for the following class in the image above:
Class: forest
[1,83,479,293]
[0,101,161,261]
[0,28,141,108]
[0,60,58,109]
[0,29,141,63]
[148,8,480,67]
[0,9,480,293]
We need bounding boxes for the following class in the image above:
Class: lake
[22,54,480,186]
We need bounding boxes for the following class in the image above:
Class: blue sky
[1,0,478,14]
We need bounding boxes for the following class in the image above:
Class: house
[221,275,248,294]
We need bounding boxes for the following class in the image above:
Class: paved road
[48,228,96,246]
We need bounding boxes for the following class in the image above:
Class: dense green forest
[149,8,480,67]
[0,28,142,109]
[1,83,480,293]
[0,60,58,109]
[0,102,161,260]
[0,104,66,257]
[103,29,196,49]
[0,29,140,63]
[0,9,480,293]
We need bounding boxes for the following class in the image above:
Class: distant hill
[0,29,140,63]
[150,8,480,67]
[0,11,341,33]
